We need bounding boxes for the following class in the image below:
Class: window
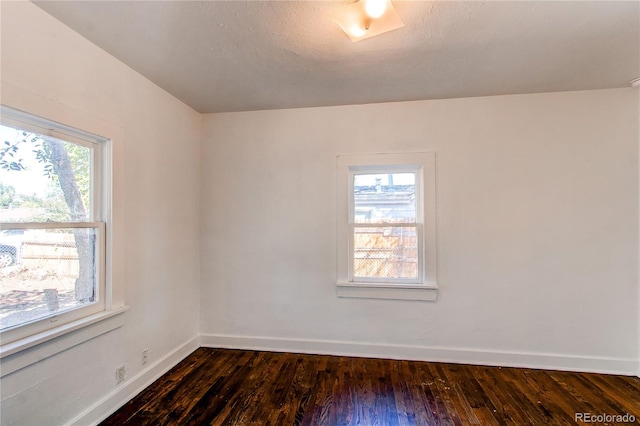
[0,106,108,344]
[337,152,437,301]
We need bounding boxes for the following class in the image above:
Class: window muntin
[0,109,107,343]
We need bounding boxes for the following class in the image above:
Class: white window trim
[0,305,129,377]
[336,152,438,301]
[0,104,126,372]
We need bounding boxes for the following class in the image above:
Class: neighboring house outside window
[336,152,437,301]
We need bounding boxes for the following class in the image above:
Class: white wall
[200,88,639,374]
[1,2,201,425]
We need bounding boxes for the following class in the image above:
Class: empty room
[0,0,639,425]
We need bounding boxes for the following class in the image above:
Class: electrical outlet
[115,365,126,384]
[142,348,149,365]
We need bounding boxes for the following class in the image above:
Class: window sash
[1,109,105,224]
[349,222,424,284]
[0,222,106,344]
[347,164,425,285]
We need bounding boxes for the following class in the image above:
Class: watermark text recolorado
[575,412,636,423]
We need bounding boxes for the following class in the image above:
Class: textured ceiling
[34,1,639,113]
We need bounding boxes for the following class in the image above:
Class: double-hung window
[0,106,109,345]
[337,152,437,301]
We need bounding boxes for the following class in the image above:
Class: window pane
[0,227,97,331]
[0,124,92,223]
[353,173,415,223]
[353,226,418,279]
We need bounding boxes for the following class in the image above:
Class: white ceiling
[34,1,639,113]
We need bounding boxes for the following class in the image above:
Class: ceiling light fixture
[331,0,404,42]
[365,0,388,19]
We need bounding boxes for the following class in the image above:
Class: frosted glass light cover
[331,0,404,42]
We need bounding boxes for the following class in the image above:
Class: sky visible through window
[0,125,50,198]
[354,172,415,187]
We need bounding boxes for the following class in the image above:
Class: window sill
[336,281,438,301]
[0,306,129,377]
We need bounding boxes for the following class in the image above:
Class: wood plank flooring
[101,348,640,425]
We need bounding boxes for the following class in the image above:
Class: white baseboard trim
[200,333,639,376]
[67,335,200,426]
[62,333,638,426]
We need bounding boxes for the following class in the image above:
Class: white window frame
[0,105,127,375]
[337,152,438,301]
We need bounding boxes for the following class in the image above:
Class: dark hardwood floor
[101,348,640,425]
